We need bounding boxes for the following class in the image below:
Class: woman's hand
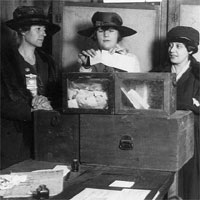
[109,44,128,55]
[31,95,53,111]
[78,49,96,67]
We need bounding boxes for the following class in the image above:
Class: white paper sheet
[70,188,120,200]
[116,189,151,200]
[90,50,141,72]
[70,188,151,200]
[33,165,70,177]
[0,170,63,198]
[109,180,135,188]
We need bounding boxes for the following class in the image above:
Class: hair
[167,40,198,55]
[15,25,31,45]
[17,25,31,36]
[185,45,197,55]
[91,27,122,42]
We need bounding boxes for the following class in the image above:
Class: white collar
[171,61,190,81]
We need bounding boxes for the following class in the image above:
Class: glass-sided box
[115,73,176,116]
[62,73,115,114]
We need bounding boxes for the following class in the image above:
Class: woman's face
[168,42,190,65]
[22,25,47,47]
[96,27,119,50]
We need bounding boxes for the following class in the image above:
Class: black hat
[5,6,60,35]
[167,26,199,53]
[78,11,136,37]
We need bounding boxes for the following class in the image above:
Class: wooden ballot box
[62,72,176,116]
[80,111,194,171]
[34,110,79,163]
[62,72,115,114]
[115,73,176,116]
[34,73,194,171]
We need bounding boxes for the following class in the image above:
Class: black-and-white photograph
[1,0,199,199]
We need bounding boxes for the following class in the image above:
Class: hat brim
[78,25,136,37]
[6,18,60,35]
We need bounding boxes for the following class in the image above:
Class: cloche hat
[167,26,199,53]
[78,11,137,38]
[5,6,60,35]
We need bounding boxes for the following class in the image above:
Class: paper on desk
[90,50,140,72]
[70,188,121,200]
[0,170,64,198]
[0,174,27,190]
[33,164,70,177]
[116,189,151,200]
[109,180,135,188]
[70,188,151,200]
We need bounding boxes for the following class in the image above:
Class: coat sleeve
[1,49,32,121]
[1,96,32,121]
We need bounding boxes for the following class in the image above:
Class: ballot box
[115,72,176,116]
[62,72,115,114]
[62,72,176,116]
[80,111,194,171]
[34,110,79,163]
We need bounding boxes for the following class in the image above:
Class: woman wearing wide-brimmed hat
[1,6,60,168]
[159,26,200,200]
[77,11,140,72]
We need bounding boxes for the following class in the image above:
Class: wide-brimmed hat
[167,26,199,53]
[78,11,136,38]
[5,6,60,35]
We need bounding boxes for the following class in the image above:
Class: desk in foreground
[1,160,174,200]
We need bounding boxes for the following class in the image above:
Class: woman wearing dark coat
[159,26,200,200]
[1,6,60,169]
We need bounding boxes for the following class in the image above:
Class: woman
[162,26,200,200]
[1,6,60,168]
[77,11,140,73]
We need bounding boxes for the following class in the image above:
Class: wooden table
[1,160,174,200]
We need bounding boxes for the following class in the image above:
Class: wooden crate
[115,73,176,116]
[62,72,115,114]
[34,110,79,163]
[80,111,194,171]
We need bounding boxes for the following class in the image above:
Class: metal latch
[119,135,134,150]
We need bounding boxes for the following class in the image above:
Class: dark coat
[1,47,59,121]
[159,56,200,199]
[1,47,60,169]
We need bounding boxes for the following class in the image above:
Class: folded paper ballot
[121,87,150,109]
[89,50,141,72]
